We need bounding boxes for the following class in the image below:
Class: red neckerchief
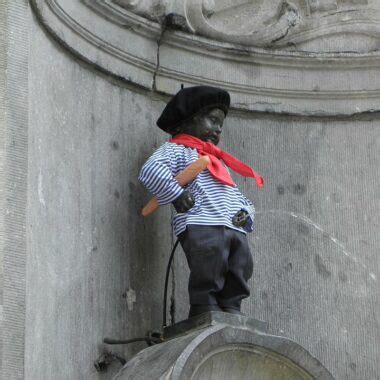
[169,134,264,188]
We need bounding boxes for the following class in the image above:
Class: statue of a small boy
[139,86,264,318]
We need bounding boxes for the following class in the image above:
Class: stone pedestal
[115,312,334,379]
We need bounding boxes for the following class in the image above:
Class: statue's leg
[178,225,228,317]
[217,229,253,313]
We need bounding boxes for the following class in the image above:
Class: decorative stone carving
[184,0,380,48]
[185,0,301,48]
[112,0,168,20]
[112,0,216,20]
[110,0,378,48]
[30,0,380,115]
[307,0,338,13]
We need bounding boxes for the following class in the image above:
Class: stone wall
[174,112,380,378]
[0,2,29,379]
[26,19,173,378]
[0,1,6,373]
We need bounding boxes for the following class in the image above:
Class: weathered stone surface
[25,15,177,379]
[173,112,380,379]
[113,0,168,21]
[115,312,334,379]
[0,1,378,379]
[24,21,380,377]
[30,0,380,115]
[112,0,215,21]
[184,0,380,49]
[0,2,29,379]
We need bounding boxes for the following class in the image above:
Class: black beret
[157,86,230,134]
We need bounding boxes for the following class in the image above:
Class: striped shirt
[139,142,255,236]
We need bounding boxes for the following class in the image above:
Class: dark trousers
[178,225,253,311]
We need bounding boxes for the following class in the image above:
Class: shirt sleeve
[240,193,255,233]
[138,144,184,206]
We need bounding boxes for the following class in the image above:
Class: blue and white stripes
[139,142,255,236]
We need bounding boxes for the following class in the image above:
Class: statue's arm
[138,144,194,212]
[139,144,185,205]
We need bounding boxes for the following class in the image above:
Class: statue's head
[174,107,225,145]
[157,85,230,146]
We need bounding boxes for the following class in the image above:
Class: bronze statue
[139,86,264,317]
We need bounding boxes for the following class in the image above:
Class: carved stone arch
[30,0,380,116]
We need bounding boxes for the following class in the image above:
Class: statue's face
[181,108,225,145]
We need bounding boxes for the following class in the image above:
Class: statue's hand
[232,210,249,228]
[172,190,195,213]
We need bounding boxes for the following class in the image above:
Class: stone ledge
[163,311,268,340]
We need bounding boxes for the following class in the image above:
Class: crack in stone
[152,14,189,92]
[152,20,168,92]
[271,25,292,44]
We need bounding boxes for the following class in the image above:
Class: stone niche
[27,0,380,379]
